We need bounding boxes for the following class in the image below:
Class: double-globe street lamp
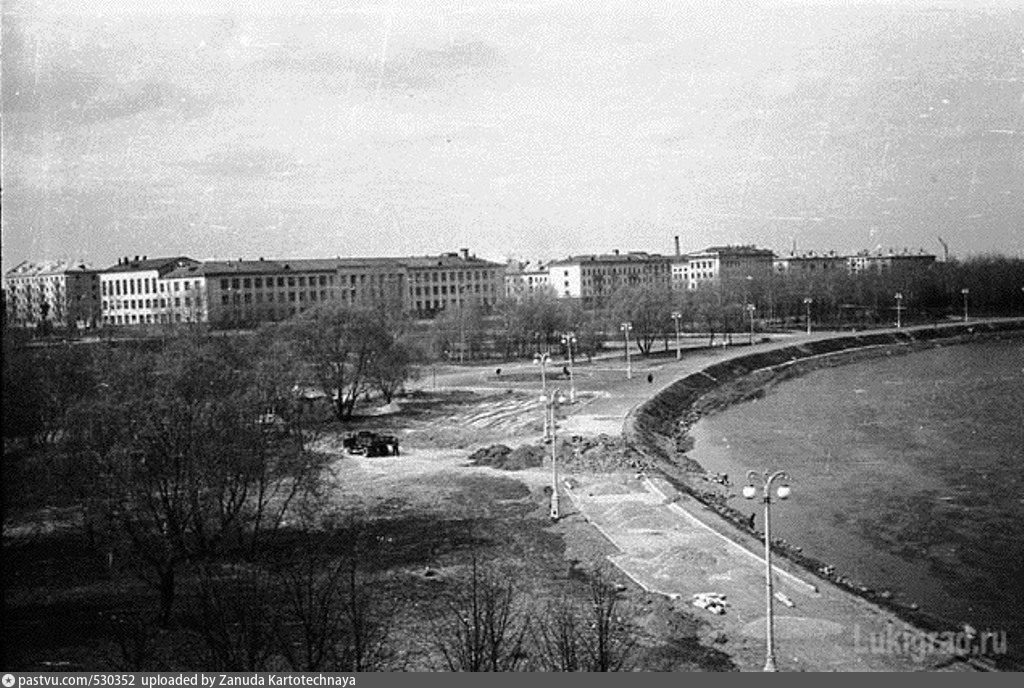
[746,303,756,345]
[540,388,567,520]
[895,292,903,329]
[743,470,793,673]
[961,288,970,322]
[534,351,551,440]
[561,332,578,403]
[802,297,813,335]
[620,321,633,380]
[671,311,683,360]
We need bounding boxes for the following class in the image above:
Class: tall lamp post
[802,297,813,335]
[534,352,551,439]
[561,332,577,403]
[961,288,970,322]
[541,389,566,520]
[746,303,756,345]
[620,321,633,380]
[671,311,682,360]
[743,470,793,673]
[458,286,466,364]
[895,292,903,329]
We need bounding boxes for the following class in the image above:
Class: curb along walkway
[562,472,961,672]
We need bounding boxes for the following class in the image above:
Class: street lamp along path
[620,321,633,379]
[560,332,577,403]
[743,469,793,672]
[540,388,567,520]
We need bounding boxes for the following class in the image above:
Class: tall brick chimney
[674,235,681,256]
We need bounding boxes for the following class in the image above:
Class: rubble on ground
[468,434,656,473]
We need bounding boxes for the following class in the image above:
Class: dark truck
[342,431,400,457]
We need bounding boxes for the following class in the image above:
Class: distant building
[3,259,102,329]
[846,249,937,275]
[773,251,846,275]
[93,249,504,326]
[403,249,505,316]
[99,256,201,326]
[177,258,355,326]
[674,245,776,291]
[504,260,551,298]
[547,250,672,303]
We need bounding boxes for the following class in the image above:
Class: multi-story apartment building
[99,256,201,326]
[3,260,102,329]
[503,260,551,298]
[673,245,776,291]
[773,251,847,275]
[846,250,937,275]
[546,250,672,303]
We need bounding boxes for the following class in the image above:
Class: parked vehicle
[343,431,400,457]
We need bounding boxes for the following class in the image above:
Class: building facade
[773,252,847,275]
[503,260,551,298]
[673,245,776,291]
[93,249,504,326]
[3,260,101,329]
[546,250,672,303]
[99,256,201,326]
[404,250,504,316]
[846,250,937,275]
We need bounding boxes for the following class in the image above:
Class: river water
[688,338,1024,649]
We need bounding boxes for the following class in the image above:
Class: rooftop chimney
[460,247,470,260]
[674,235,680,257]
[613,248,620,256]
[134,255,139,262]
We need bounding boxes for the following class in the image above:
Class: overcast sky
[2,0,1022,271]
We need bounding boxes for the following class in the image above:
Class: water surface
[690,339,1024,644]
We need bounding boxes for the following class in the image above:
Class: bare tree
[64,332,325,626]
[532,569,638,672]
[273,523,396,672]
[580,569,637,672]
[430,556,530,671]
[279,302,415,420]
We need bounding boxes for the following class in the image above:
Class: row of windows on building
[104,312,198,325]
[102,278,201,297]
[413,298,492,312]
[221,290,330,305]
[218,274,334,290]
[409,270,498,284]
[411,283,496,297]
[104,297,195,311]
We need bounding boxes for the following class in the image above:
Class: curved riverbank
[623,319,1024,663]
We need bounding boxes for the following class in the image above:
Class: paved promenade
[564,472,965,671]
[415,321,1021,671]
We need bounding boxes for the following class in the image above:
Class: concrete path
[564,472,970,672]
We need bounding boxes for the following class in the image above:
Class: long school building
[93,250,504,327]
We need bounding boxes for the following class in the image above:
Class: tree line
[3,309,641,670]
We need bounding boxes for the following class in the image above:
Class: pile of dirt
[469,435,655,474]
[562,434,655,473]
[467,444,545,470]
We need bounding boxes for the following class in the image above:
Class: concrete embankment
[622,319,1024,643]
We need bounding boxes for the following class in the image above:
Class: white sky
[2,0,1022,270]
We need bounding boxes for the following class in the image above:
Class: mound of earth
[468,435,655,473]
[467,444,545,470]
